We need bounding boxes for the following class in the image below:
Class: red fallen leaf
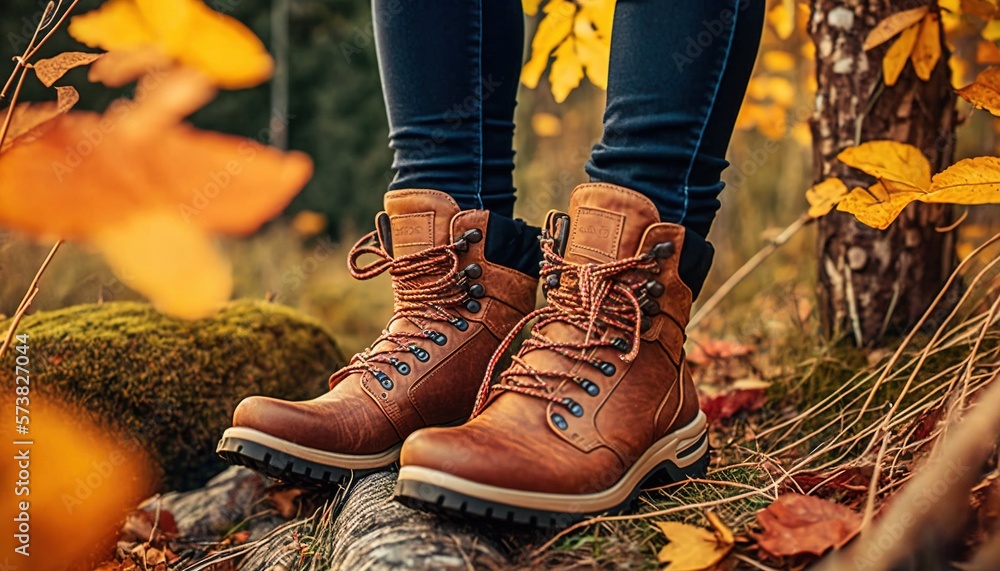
[791,466,873,495]
[698,379,770,423]
[686,339,755,367]
[754,493,862,557]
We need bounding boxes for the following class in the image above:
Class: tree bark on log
[810,0,956,346]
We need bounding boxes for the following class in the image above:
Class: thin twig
[0,240,62,359]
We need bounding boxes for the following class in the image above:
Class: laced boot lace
[472,233,673,417]
[333,228,483,390]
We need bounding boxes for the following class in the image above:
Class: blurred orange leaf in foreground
[0,70,313,319]
[0,397,155,568]
[68,0,273,89]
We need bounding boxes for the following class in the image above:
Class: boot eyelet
[594,360,616,377]
[645,280,665,298]
[641,299,661,316]
[462,263,482,279]
[424,330,448,346]
[462,228,483,243]
[610,337,630,353]
[580,379,600,397]
[467,283,485,298]
[465,299,481,313]
[551,413,568,430]
[450,317,469,331]
[640,316,652,333]
[381,392,388,399]
[562,398,584,417]
[390,358,410,375]
[374,371,394,390]
[545,274,560,289]
[409,345,430,362]
[651,242,675,259]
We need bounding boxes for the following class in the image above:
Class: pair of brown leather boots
[217,183,709,527]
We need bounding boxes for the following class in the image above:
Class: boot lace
[472,234,664,417]
[332,230,477,390]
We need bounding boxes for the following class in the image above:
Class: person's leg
[395,1,767,525]
[218,1,542,485]
[373,0,524,218]
[587,0,765,296]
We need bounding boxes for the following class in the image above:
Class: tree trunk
[810,0,956,346]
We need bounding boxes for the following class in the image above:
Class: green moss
[0,299,346,490]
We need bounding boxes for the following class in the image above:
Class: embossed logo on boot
[568,207,624,263]
[390,212,435,255]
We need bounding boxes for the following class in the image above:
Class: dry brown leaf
[0,86,80,153]
[755,494,861,557]
[805,178,849,217]
[33,51,102,87]
[911,13,942,81]
[656,513,734,571]
[863,6,929,50]
[266,487,305,519]
[883,23,920,86]
[958,66,1000,116]
[924,156,1000,204]
[699,379,771,423]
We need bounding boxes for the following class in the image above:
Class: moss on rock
[0,299,345,490]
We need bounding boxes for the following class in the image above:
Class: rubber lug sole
[394,433,710,529]
[216,434,395,487]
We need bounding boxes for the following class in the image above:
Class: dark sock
[679,231,714,300]
[485,213,543,279]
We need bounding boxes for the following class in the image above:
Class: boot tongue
[380,189,462,257]
[563,184,662,264]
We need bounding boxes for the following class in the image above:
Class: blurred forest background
[1,0,998,354]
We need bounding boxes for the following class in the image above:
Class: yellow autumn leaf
[911,13,942,81]
[768,2,795,40]
[763,50,796,72]
[838,140,932,192]
[574,11,609,89]
[983,20,1000,42]
[522,0,575,89]
[863,6,929,51]
[93,212,233,319]
[550,37,584,103]
[806,178,849,218]
[578,0,615,36]
[531,112,563,137]
[837,182,922,230]
[69,0,273,89]
[523,0,544,17]
[765,76,796,107]
[883,23,920,86]
[923,156,1000,204]
[958,66,1000,116]
[656,513,734,571]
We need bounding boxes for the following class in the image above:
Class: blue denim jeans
[373,0,764,291]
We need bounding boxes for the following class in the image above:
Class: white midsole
[396,411,708,513]
[220,426,402,470]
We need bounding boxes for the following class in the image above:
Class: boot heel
[640,436,711,490]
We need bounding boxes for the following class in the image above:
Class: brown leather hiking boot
[217,189,538,486]
[394,183,709,527]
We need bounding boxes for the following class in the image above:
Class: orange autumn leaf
[836,182,922,230]
[33,51,103,87]
[864,6,929,51]
[69,0,273,89]
[87,46,172,87]
[0,85,80,153]
[0,72,312,319]
[958,66,1000,116]
[911,13,942,81]
[0,397,154,569]
[883,23,920,86]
